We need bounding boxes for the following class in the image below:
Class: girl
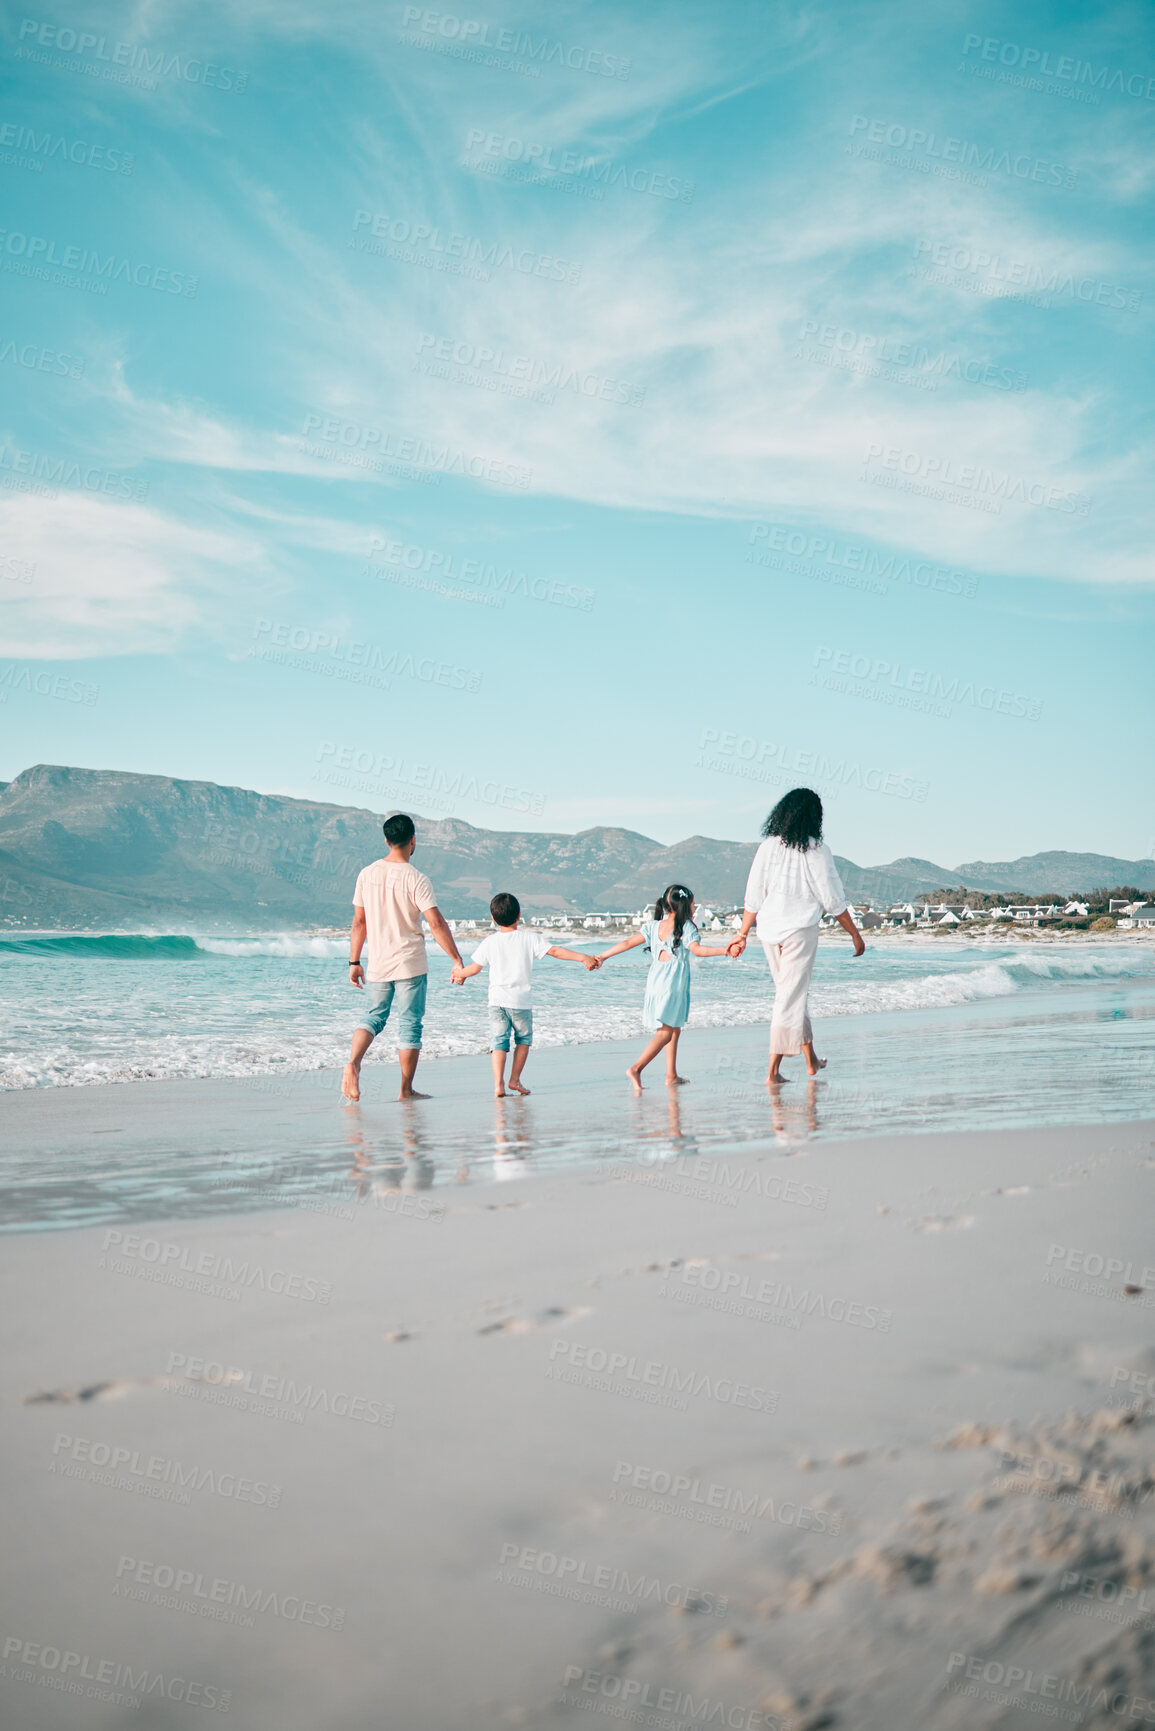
[731,788,864,1083]
[595,885,738,1091]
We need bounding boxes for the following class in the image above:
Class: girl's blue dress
[641,918,698,1030]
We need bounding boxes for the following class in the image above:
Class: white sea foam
[198,935,347,958]
[0,939,1150,1089]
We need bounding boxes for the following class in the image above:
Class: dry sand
[3,1100,1155,1729]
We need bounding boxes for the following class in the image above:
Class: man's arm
[348,906,368,987]
[424,906,463,967]
[547,945,601,971]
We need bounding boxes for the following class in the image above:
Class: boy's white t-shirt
[471,929,554,1007]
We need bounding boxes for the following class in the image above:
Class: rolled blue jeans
[356,974,427,1047]
[489,1005,533,1052]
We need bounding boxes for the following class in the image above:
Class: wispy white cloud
[12,0,1154,615]
[0,491,264,658]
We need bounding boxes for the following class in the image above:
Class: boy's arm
[547,945,601,971]
[452,960,484,984]
[594,933,647,962]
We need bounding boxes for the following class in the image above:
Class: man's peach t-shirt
[353,861,437,981]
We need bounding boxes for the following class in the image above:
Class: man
[342,813,464,1102]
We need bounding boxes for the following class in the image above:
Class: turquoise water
[0,934,1152,1231]
[1,976,1152,1233]
[0,930,1149,1090]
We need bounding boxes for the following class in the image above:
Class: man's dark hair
[383,812,416,848]
[761,788,823,850]
[490,892,520,927]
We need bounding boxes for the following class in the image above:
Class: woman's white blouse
[743,836,848,945]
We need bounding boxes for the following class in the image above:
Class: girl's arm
[594,933,647,962]
[688,940,737,957]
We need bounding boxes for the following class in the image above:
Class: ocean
[1,928,1151,1089]
[1,931,1153,1231]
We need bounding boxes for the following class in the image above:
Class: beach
[3,1092,1155,1729]
[3,0,1151,1715]
[4,933,1155,1728]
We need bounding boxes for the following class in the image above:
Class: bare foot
[765,1072,788,1085]
[806,1057,827,1076]
[509,1082,531,1096]
[342,1064,361,1101]
[398,1088,431,1101]
[626,1064,643,1094]
[494,1087,507,1098]
[667,1074,689,1086]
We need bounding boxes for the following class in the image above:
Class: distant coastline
[1,764,1152,931]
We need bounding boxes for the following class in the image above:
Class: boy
[452,893,599,1096]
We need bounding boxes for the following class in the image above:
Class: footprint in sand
[25,1380,128,1404]
[24,1370,244,1404]
[477,1304,591,1336]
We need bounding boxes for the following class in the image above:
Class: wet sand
[3,986,1154,1234]
[4,1109,1155,1729]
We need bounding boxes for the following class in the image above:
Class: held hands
[450,965,467,985]
[727,936,747,959]
[582,955,602,971]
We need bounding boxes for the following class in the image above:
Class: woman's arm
[835,909,866,956]
[594,933,647,962]
[733,840,768,954]
[812,843,849,924]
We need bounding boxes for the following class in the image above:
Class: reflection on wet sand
[9,981,1152,1233]
[344,1113,436,1202]
[490,1097,536,1182]
[349,1095,544,1193]
[767,1077,820,1145]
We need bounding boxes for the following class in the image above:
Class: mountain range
[0,765,1151,929]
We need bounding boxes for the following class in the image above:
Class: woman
[732,788,864,1082]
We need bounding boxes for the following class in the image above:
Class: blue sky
[1,0,1152,869]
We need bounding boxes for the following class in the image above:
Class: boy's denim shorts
[489,1005,533,1051]
[356,974,427,1047]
